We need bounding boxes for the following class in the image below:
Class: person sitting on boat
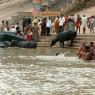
[3,27,10,32]
[10,26,16,33]
[25,28,33,41]
[15,25,24,37]
[15,22,20,31]
[16,29,24,38]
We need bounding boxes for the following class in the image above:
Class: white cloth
[71,16,75,21]
[59,17,65,26]
[38,21,42,26]
[3,28,8,32]
[46,19,51,28]
[82,16,87,28]
[89,18,95,25]
[55,17,58,22]
[15,25,17,29]
[10,28,16,32]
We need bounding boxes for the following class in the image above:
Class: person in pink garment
[76,14,81,34]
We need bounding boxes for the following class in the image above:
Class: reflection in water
[0,47,95,95]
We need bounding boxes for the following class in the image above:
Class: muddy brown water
[0,47,95,95]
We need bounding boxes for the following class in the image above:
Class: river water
[0,47,95,95]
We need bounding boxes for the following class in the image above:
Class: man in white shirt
[46,17,51,36]
[10,26,16,33]
[59,15,65,32]
[82,15,87,34]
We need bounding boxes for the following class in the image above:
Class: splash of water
[35,54,80,62]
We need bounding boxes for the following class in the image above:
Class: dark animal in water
[17,41,37,48]
[50,31,77,48]
[0,40,37,49]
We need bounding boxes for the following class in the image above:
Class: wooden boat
[0,32,25,42]
[0,32,37,48]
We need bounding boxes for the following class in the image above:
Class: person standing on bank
[59,15,65,32]
[76,14,81,34]
[33,22,39,42]
[82,15,87,34]
[88,16,95,34]
[67,18,75,31]
[0,21,5,31]
[54,16,59,34]
[46,17,52,36]
[41,18,46,36]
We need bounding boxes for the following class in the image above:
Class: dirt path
[0,0,33,21]
[76,6,95,17]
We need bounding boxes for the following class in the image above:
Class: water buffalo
[50,31,77,48]
[9,40,37,48]
[0,40,37,49]
[0,42,8,48]
[17,41,37,48]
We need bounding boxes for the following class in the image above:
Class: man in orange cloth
[54,16,59,34]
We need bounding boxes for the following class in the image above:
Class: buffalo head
[50,39,57,47]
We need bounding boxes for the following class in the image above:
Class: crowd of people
[54,14,95,34]
[0,15,95,61]
[77,42,95,61]
[0,17,52,42]
[0,20,40,42]
[0,14,95,41]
